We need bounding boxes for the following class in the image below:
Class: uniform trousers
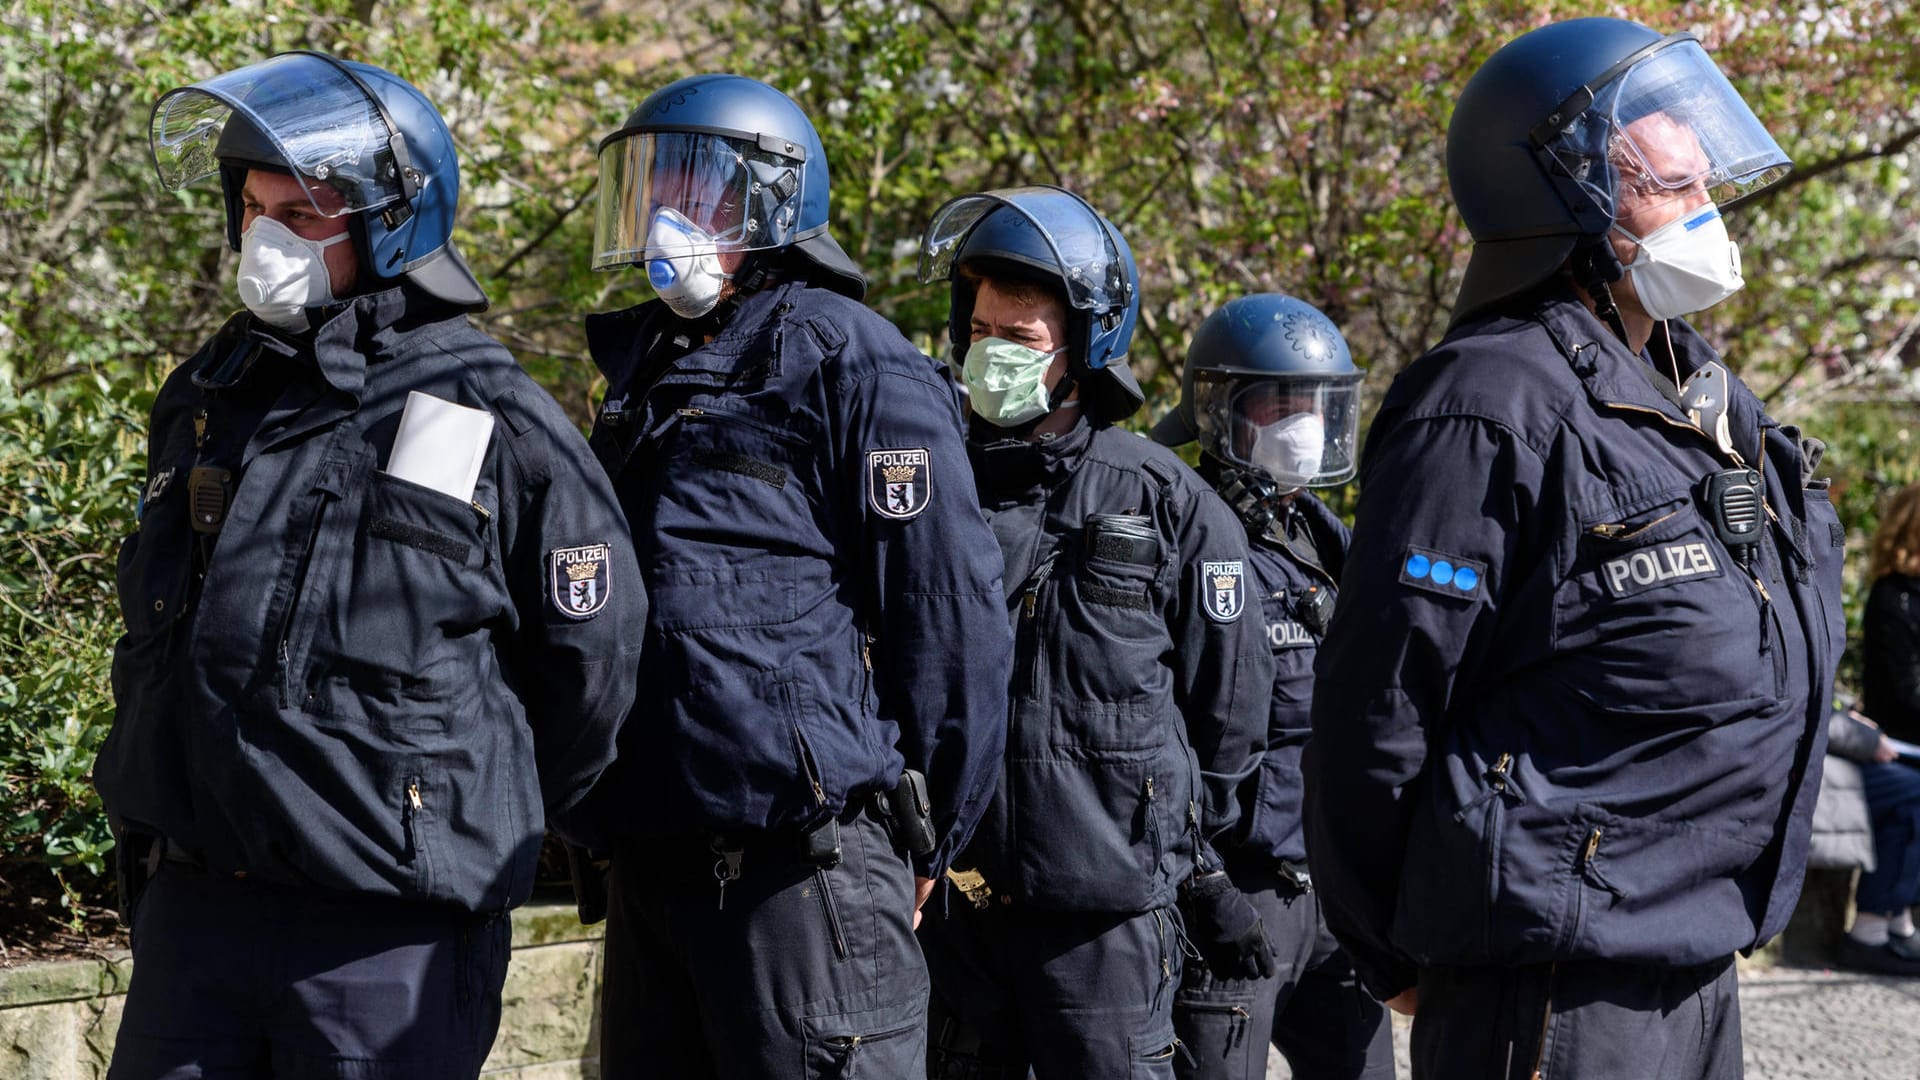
[598,807,927,1079]
[1173,865,1392,1080]
[1411,955,1741,1080]
[109,861,509,1080]
[920,894,1182,1079]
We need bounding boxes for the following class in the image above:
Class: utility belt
[692,769,935,867]
[574,770,937,924]
[111,828,220,925]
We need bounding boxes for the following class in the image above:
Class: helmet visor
[918,186,1131,315]
[1193,372,1364,489]
[1544,38,1789,219]
[150,53,406,217]
[592,131,806,269]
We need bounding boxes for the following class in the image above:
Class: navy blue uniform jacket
[1228,493,1349,868]
[966,420,1270,913]
[1305,289,1844,997]
[580,283,1011,878]
[98,288,644,913]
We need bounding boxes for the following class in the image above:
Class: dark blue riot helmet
[591,73,866,307]
[1154,294,1362,530]
[1447,17,1790,326]
[919,185,1143,424]
[151,51,487,310]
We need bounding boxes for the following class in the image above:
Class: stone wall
[0,903,605,1079]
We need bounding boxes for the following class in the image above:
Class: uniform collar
[584,283,804,384]
[1533,286,1765,466]
[967,413,1093,504]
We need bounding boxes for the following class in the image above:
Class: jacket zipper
[673,405,808,448]
[275,492,335,708]
[791,709,828,808]
[1020,549,1061,700]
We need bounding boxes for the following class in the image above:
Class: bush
[0,371,149,937]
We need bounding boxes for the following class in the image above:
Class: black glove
[1181,871,1276,982]
[565,844,612,926]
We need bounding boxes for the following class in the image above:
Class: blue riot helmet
[150,51,487,310]
[591,73,866,308]
[1152,294,1363,495]
[1447,17,1789,325]
[919,185,1143,423]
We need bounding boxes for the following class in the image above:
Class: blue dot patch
[1398,546,1488,600]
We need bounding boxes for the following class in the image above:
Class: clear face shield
[590,131,807,269]
[917,185,1132,318]
[1193,373,1363,490]
[150,52,414,217]
[1535,36,1790,224]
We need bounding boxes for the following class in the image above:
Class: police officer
[1303,18,1844,1079]
[576,74,1013,1078]
[98,53,642,1077]
[914,186,1270,1078]
[1152,294,1392,1079]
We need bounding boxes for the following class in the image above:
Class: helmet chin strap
[1215,466,1294,537]
[1571,236,1632,348]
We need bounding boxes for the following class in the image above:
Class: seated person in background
[1846,482,1920,973]
[1826,705,1920,973]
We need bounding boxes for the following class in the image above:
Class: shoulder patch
[1201,560,1247,622]
[549,543,613,619]
[1399,547,1487,599]
[868,447,931,521]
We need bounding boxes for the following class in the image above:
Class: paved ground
[1267,964,1920,1078]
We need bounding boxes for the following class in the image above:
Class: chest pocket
[1554,487,1774,712]
[297,459,503,731]
[642,405,822,633]
[1049,515,1174,720]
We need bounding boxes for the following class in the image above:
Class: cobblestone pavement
[1267,964,1920,1078]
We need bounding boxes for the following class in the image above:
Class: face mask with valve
[645,207,732,320]
[1617,204,1745,321]
[236,216,348,332]
[961,336,1069,428]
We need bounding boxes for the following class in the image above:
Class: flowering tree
[0,0,1912,942]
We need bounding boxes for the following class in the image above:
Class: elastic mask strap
[1571,238,1631,348]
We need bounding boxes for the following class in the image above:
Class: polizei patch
[868,447,931,521]
[1202,560,1246,623]
[1600,541,1721,598]
[549,543,612,619]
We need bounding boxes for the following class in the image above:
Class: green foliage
[0,0,1914,941]
[0,372,148,927]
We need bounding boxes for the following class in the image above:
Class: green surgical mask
[962,336,1065,428]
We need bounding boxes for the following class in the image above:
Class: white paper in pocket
[386,391,495,502]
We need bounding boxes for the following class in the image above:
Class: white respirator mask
[1617,204,1745,321]
[645,207,731,320]
[1247,411,1325,492]
[236,216,348,332]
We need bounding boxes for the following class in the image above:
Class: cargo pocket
[802,1016,923,1079]
[1127,1033,1180,1079]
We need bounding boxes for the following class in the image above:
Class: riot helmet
[150,51,487,310]
[919,185,1143,424]
[1446,17,1789,325]
[592,73,866,313]
[1154,293,1362,496]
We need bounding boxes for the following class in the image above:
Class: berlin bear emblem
[1202,560,1245,622]
[867,447,932,521]
[548,543,612,619]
